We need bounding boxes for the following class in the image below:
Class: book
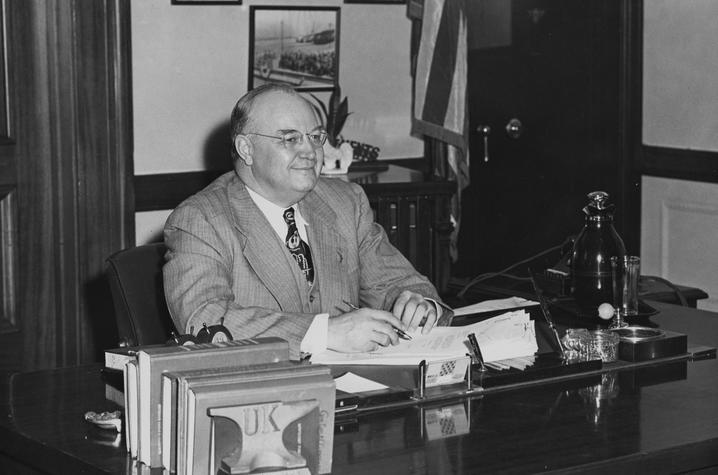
[136,337,290,467]
[105,343,169,371]
[124,360,139,457]
[181,365,335,475]
[161,361,299,473]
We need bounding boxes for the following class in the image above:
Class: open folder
[311,310,537,366]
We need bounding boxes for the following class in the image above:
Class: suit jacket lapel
[227,177,303,310]
[299,191,345,306]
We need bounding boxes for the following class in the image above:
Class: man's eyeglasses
[249,130,328,150]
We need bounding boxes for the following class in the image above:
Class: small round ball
[598,302,615,320]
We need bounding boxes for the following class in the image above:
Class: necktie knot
[283,208,296,226]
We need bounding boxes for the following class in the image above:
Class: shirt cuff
[300,313,329,355]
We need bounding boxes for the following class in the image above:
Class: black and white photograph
[249,6,339,91]
[2,2,718,474]
[171,0,242,4]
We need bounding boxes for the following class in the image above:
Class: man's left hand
[391,290,438,335]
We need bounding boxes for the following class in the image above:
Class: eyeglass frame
[247,129,328,150]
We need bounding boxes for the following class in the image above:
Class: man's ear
[234,135,253,166]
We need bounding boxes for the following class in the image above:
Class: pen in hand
[341,299,413,341]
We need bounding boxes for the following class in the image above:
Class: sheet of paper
[452,296,539,317]
[334,372,388,393]
[312,310,538,365]
[470,311,537,362]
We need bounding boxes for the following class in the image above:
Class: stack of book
[106,337,335,474]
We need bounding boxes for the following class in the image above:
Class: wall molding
[134,158,427,212]
[641,145,718,184]
[135,170,224,212]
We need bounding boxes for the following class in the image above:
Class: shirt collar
[245,187,310,231]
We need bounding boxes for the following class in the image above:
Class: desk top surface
[1,301,717,474]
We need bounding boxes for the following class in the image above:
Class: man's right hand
[327,308,404,353]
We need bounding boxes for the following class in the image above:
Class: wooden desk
[1,302,717,474]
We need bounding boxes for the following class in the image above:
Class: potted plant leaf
[309,87,355,174]
[309,86,351,147]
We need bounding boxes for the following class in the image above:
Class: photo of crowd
[250,7,339,90]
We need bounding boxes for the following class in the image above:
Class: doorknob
[505,118,523,139]
[477,125,491,162]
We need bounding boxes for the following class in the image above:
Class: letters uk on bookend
[127,337,290,468]
[180,364,335,475]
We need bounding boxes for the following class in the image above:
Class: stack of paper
[452,296,538,316]
[312,310,537,365]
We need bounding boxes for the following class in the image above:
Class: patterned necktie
[283,207,314,285]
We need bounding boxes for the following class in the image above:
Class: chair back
[106,242,176,347]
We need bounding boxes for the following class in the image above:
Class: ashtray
[609,326,686,362]
[610,326,665,343]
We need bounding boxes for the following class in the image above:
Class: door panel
[0,0,22,374]
[456,0,623,277]
[0,0,132,373]
[641,177,718,313]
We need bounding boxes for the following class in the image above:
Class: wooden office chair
[105,242,177,347]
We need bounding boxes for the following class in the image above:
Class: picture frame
[249,6,340,92]
[171,0,242,5]
[344,1,405,4]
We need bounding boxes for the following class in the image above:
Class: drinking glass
[610,255,640,328]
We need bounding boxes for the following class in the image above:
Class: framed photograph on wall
[171,0,242,4]
[249,6,340,92]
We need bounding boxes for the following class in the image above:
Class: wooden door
[0,0,133,374]
[455,0,637,277]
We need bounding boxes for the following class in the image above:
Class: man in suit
[163,83,450,360]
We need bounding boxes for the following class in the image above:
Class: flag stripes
[410,0,470,261]
[412,0,468,153]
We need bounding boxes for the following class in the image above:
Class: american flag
[410,0,469,261]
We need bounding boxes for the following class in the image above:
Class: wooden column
[0,0,132,372]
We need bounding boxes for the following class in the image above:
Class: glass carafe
[570,191,626,320]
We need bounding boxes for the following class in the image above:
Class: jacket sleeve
[347,183,448,315]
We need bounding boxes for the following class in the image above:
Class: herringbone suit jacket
[163,171,440,358]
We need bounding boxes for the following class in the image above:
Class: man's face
[239,91,325,206]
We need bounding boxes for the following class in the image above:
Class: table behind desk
[447,276,710,309]
[1,302,717,475]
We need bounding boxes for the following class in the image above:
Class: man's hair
[229,83,302,162]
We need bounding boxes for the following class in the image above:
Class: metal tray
[610,326,665,343]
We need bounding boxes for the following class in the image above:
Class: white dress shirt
[245,187,328,355]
